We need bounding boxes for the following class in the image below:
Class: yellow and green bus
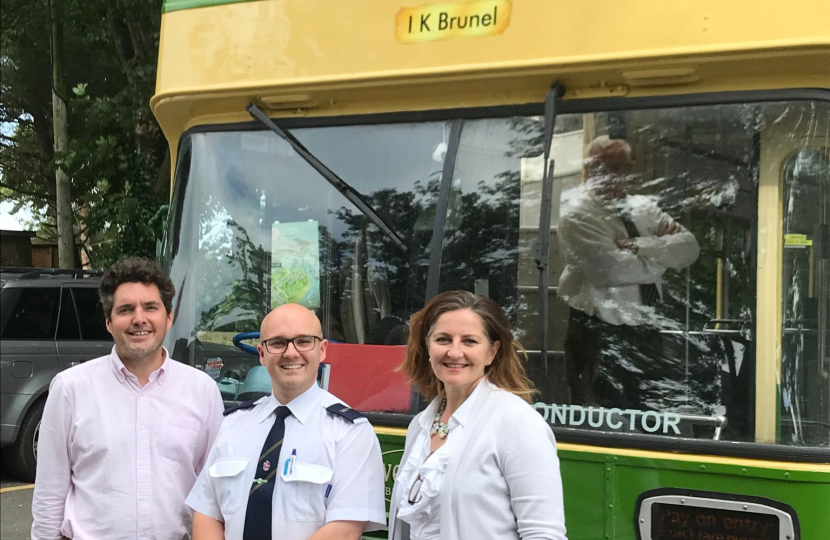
[153,1,830,538]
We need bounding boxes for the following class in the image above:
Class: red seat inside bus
[324,342,412,413]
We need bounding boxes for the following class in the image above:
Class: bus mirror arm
[820,245,829,377]
[425,119,464,302]
[246,103,408,253]
[534,83,565,377]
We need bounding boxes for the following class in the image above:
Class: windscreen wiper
[247,104,408,253]
[533,84,564,377]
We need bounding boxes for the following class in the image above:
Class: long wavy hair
[400,290,536,402]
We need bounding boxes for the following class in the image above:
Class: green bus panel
[560,450,830,540]
[371,435,830,540]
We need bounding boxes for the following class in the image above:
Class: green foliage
[197,220,269,333]
[0,0,169,268]
[0,0,54,230]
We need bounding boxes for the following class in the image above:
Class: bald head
[583,136,633,200]
[260,303,323,339]
[584,136,632,179]
[258,304,326,404]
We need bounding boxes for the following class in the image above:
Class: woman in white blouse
[388,290,568,540]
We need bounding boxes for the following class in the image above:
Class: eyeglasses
[261,335,322,354]
[407,474,424,505]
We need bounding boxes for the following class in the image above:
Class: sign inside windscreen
[271,220,321,309]
[206,357,223,379]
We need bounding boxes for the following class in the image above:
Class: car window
[0,288,60,340]
[72,288,112,341]
[56,288,81,340]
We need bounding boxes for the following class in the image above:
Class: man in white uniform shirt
[31,258,224,540]
[558,136,700,412]
[187,303,386,540]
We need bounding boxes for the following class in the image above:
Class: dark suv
[0,268,112,481]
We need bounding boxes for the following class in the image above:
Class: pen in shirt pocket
[284,449,297,476]
[325,484,332,499]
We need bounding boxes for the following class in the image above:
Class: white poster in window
[271,220,320,308]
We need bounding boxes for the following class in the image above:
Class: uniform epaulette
[326,403,365,423]
[223,399,257,416]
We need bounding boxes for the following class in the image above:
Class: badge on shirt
[263,460,271,472]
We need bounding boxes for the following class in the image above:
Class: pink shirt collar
[108,346,171,385]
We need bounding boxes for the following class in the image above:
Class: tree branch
[106,6,133,76]
[0,145,51,161]
[125,19,148,61]
[80,241,93,269]
[0,117,35,126]
[0,180,52,201]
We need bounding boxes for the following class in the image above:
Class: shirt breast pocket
[157,416,201,460]
[209,458,250,515]
[277,462,332,522]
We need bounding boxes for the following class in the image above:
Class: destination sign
[396,0,512,43]
[652,503,779,540]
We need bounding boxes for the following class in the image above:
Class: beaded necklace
[430,397,450,439]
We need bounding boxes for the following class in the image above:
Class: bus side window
[523,103,830,448]
[780,147,830,447]
[534,105,762,442]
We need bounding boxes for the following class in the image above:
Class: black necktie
[243,405,292,540]
[618,213,660,306]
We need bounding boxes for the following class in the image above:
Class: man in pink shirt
[31,258,224,540]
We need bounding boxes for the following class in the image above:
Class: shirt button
[140,425,147,432]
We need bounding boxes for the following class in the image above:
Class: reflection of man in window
[558,136,700,411]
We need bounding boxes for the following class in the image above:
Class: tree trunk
[79,203,92,268]
[50,0,74,268]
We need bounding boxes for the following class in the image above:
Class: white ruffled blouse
[394,382,485,540]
